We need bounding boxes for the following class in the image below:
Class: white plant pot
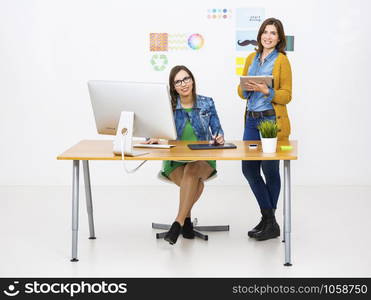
[261,137,277,153]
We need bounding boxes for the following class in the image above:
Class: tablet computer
[240,75,274,88]
[187,143,237,150]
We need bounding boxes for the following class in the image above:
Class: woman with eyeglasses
[145,65,224,245]
[237,18,292,241]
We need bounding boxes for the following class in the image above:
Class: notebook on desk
[187,143,237,150]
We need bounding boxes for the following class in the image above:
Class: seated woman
[145,65,225,245]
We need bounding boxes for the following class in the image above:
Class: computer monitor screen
[88,80,177,140]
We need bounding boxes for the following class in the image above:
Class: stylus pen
[213,129,220,145]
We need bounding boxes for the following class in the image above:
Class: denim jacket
[174,95,224,141]
[243,49,277,111]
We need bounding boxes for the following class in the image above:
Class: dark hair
[256,18,286,55]
[168,65,197,111]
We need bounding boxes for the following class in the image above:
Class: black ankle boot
[254,209,280,241]
[247,208,276,238]
[182,217,195,239]
[248,209,276,238]
[164,221,181,245]
[247,216,266,238]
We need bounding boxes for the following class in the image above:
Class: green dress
[162,108,216,178]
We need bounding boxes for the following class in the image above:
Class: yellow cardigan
[237,52,292,141]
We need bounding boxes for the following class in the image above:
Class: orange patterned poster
[150,33,168,51]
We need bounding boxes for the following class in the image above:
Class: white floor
[0,185,370,277]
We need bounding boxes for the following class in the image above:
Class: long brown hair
[168,65,197,111]
[256,18,287,55]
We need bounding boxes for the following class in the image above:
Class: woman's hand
[142,138,159,144]
[244,80,270,95]
[210,135,225,145]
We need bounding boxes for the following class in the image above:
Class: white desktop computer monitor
[88,80,177,156]
[88,80,176,138]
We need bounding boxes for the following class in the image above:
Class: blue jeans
[242,115,280,209]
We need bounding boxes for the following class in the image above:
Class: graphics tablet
[187,143,237,150]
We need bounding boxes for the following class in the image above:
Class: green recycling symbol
[150,54,168,71]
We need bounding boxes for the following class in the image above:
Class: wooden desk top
[57,140,298,161]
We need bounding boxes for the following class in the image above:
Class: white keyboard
[133,144,175,149]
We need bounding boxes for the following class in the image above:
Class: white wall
[0,0,370,186]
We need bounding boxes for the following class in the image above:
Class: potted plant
[257,120,279,153]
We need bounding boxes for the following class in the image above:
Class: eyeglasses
[174,76,192,87]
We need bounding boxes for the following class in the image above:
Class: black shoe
[254,209,280,241]
[182,217,195,239]
[247,217,266,238]
[248,209,276,238]
[164,221,181,245]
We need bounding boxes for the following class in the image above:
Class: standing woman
[146,65,224,245]
[237,18,292,241]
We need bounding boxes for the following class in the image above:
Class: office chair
[152,170,230,241]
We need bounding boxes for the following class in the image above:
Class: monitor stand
[113,111,148,157]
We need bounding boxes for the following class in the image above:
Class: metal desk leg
[282,161,286,243]
[283,160,292,266]
[71,160,80,262]
[82,161,96,239]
